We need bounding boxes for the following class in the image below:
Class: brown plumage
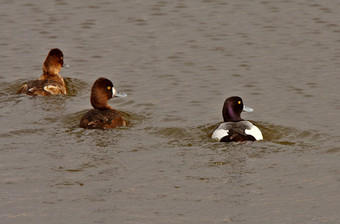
[79,77,126,129]
[17,48,67,96]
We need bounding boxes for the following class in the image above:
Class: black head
[90,77,115,110]
[222,96,244,122]
[43,48,64,75]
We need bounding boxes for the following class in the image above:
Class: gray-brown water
[1,0,339,223]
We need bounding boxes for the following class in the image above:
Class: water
[0,0,339,223]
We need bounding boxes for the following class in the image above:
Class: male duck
[212,96,263,142]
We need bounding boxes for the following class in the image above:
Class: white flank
[212,128,229,141]
[245,125,263,140]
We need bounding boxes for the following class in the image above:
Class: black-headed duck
[212,96,263,142]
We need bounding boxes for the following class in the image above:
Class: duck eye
[238,101,241,104]
[107,86,111,90]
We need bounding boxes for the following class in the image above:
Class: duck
[212,96,263,142]
[17,48,68,96]
[79,77,127,129]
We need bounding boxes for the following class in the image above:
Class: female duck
[17,48,68,96]
[79,77,127,129]
[212,96,263,142]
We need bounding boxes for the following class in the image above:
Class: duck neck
[39,71,65,85]
[90,92,112,110]
[224,106,243,122]
[40,60,62,78]
[92,102,112,111]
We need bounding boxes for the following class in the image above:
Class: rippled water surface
[1,0,339,223]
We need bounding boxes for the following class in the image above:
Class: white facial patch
[245,125,263,140]
[112,87,116,96]
[212,129,229,141]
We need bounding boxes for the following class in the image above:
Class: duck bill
[114,91,127,98]
[243,105,253,112]
[115,92,127,97]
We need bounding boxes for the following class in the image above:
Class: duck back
[17,79,66,96]
[79,109,126,129]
